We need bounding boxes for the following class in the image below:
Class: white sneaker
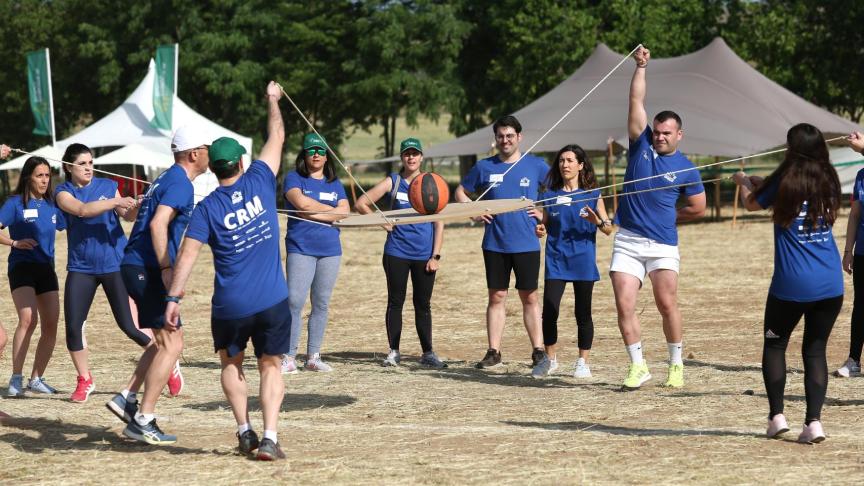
[547,358,559,375]
[835,357,860,378]
[304,354,333,372]
[382,349,400,367]
[281,355,298,375]
[766,413,789,438]
[798,420,826,444]
[573,358,591,378]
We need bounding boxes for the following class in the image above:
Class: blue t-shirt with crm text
[541,188,601,282]
[616,126,704,246]
[0,195,66,270]
[851,168,864,256]
[186,160,289,320]
[282,170,346,257]
[460,154,549,253]
[383,173,434,260]
[123,164,194,268]
[56,177,127,274]
[756,179,843,302]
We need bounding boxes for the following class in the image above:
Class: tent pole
[605,137,613,189]
[132,164,137,197]
[612,153,618,216]
[732,159,743,228]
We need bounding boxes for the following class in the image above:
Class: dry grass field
[2,210,864,485]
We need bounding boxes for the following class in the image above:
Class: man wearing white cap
[106,126,210,445]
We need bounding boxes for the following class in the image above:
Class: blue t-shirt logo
[231,191,242,204]
[51,214,57,224]
[663,172,677,183]
[519,177,530,187]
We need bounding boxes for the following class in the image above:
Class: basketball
[408,172,450,215]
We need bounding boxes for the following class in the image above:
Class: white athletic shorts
[609,228,680,283]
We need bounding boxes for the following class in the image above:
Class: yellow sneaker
[622,361,651,390]
[664,363,684,388]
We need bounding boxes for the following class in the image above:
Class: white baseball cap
[171,126,210,153]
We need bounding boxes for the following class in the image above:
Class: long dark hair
[61,143,92,180]
[295,150,336,182]
[754,123,840,228]
[546,144,597,191]
[15,157,54,206]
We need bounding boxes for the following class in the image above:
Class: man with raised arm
[164,81,290,461]
[612,47,706,390]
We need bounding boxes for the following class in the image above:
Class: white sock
[626,342,643,364]
[263,429,278,443]
[237,423,251,435]
[135,412,154,426]
[667,342,683,365]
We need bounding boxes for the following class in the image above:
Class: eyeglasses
[306,148,327,156]
[495,133,517,141]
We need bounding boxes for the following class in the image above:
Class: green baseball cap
[400,137,423,154]
[208,137,246,170]
[303,133,327,150]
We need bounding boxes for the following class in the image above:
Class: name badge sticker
[555,196,572,206]
[23,209,39,220]
[396,192,409,202]
[319,192,336,202]
[489,174,504,183]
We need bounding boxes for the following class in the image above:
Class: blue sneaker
[6,374,24,398]
[123,418,177,445]
[106,393,138,424]
[27,377,57,394]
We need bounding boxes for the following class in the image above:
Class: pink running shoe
[766,414,789,438]
[798,421,826,444]
[167,360,184,397]
[71,375,95,403]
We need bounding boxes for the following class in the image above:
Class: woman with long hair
[55,143,147,403]
[532,145,612,379]
[355,138,446,368]
[733,123,843,444]
[0,157,66,397]
[281,133,348,373]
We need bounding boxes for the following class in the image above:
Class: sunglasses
[306,148,327,156]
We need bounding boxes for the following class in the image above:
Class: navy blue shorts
[120,265,179,330]
[211,298,291,359]
[9,262,59,295]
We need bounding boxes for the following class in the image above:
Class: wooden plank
[334,198,535,227]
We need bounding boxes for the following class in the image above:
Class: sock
[237,423,251,435]
[626,342,643,364]
[135,412,154,426]
[127,392,138,404]
[263,429,278,444]
[667,342,683,365]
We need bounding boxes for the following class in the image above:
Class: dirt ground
[1,210,864,485]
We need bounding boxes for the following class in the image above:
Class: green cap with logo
[208,137,247,170]
[302,133,327,150]
[400,137,423,154]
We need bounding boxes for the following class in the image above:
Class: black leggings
[383,254,436,353]
[762,294,842,422]
[542,280,594,349]
[64,271,151,351]
[849,255,864,361]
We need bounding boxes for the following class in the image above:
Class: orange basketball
[408,172,450,215]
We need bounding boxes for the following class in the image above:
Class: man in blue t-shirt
[455,115,550,373]
[113,125,211,445]
[612,47,706,391]
[164,82,289,461]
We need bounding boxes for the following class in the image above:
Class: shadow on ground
[503,419,762,438]
[184,393,357,413]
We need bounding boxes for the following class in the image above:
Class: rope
[276,209,333,227]
[9,147,152,186]
[475,43,644,202]
[539,177,724,211]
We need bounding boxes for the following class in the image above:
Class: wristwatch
[432,254,441,261]
[165,295,182,304]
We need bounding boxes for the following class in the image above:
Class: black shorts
[9,262,59,294]
[482,250,541,291]
[211,298,291,359]
[120,264,177,330]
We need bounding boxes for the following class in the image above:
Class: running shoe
[622,361,651,390]
[304,354,333,372]
[167,360,184,397]
[475,348,502,369]
[766,413,789,439]
[419,351,448,369]
[237,429,260,455]
[531,354,552,379]
[70,375,95,403]
[6,374,24,398]
[106,393,138,424]
[531,348,546,367]
[281,355,299,374]
[256,438,285,461]
[123,418,177,445]
[27,377,57,394]
[663,363,684,388]
[798,420,826,444]
[573,358,591,378]
[835,357,861,378]
[382,349,401,367]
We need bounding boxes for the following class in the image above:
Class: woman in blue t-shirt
[55,144,149,403]
[733,123,843,444]
[281,133,348,373]
[0,157,66,397]
[354,138,446,368]
[534,145,612,379]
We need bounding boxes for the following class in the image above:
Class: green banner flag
[152,44,177,130]
[27,49,54,138]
